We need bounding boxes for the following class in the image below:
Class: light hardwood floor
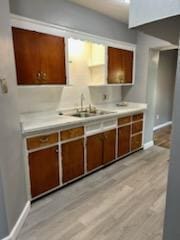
[18,146,169,240]
[154,126,172,149]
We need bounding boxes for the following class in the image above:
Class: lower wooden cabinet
[87,133,104,172]
[118,125,131,157]
[27,114,144,199]
[103,129,116,164]
[87,130,116,171]
[131,133,142,152]
[62,138,84,183]
[29,146,60,198]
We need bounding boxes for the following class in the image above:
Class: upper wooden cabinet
[12,27,66,85]
[108,47,134,84]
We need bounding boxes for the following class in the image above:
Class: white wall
[17,86,122,113]
[0,0,27,238]
[129,0,180,28]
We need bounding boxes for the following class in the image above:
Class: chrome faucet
[80,93,85,112]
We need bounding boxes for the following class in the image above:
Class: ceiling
[69,0,130,24]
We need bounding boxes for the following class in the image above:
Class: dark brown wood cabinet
[29,146,60,198]
[87,133,104,172]
[118,125,131,157]
[131,133,142,152]
[103,129,116,164]
[87,130,116,171]
[132,121,143,135]
[108,47,133,84]
[12,27,66,85]
[62,138,84,183]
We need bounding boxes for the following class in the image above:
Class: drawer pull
[104,135,108,140]
[39,137,49,144]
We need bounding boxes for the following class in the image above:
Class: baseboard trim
[153,121,172,131]
[144,141,154,150]
[2,201,30,240]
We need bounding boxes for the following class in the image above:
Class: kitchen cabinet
[131,113,143,151]
[103,129,116,164]
[60,127,84,141]
[131,133,143,152]
[25,112,144,200]
[28,146,60,198]
[108,47,133,84]
[62,138,84,183]
[12,27,66,85]
[87,130,116,171]
[118,125,131,157]
[132,121,143,135]
[87,133,104,171]
[27,133,58,150]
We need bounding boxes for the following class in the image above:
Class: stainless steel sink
[65,110,114,118]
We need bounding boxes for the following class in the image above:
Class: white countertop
[20,102,147,136]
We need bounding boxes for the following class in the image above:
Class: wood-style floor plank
[154,125,172,149]
[18,146,169,240]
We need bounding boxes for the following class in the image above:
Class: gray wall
[0,173,8,239]
[0,0,27,238]
[163,40,180,240]
[129,0,180,28]
[154,50,177,127]
[9,0,137,44]
[122,32,169,143]
[137,16,180,45]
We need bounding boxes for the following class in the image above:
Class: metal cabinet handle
[36,72,41,81]
[41,72,47,81]
[104,135,108,140]
[39,137,49,144]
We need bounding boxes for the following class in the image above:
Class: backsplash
[17,86,122,113]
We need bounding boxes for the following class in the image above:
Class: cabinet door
[29,146,60,198]
[38,32,66,84]
[132,121,143,135]
[108,47,133,84]
[118,125,131,157]
[12,27,40,85]
[131,134,142,152]
[87,133,103,172]
[62,139,84,183]
[103,129,116,164]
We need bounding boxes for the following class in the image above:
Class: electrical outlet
[156,115,160,120]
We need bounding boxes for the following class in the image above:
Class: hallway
[154,126,172,149]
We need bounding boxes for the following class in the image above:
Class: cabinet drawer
[132,113,143,122]
[27,133,58,150]
[60,127,84,141]
[132,121,143,134]
[131,134,142,151]
[118,116,131,126]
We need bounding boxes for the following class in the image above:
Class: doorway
[153,49,178,149]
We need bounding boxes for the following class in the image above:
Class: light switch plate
[0,78,8,94]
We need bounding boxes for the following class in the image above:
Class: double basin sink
[60,109,114,118]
